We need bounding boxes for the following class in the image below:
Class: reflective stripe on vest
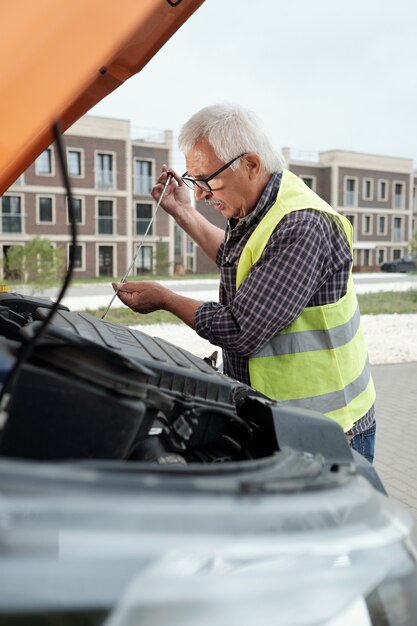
[254,305,361,357]
[236,169,375,432]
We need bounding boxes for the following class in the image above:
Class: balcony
[394,195,404,210]
[134,175,153,196]
[2,216,22,233]
[96,169,115,190]
[344,191,357,207]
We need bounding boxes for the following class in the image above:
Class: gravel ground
[130,313,417,365]
[361,314,417,364]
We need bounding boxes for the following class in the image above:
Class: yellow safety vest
[236,169,375,432]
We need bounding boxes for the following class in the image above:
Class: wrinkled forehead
[185,137,223,177]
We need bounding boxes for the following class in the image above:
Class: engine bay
[0,293,279,464]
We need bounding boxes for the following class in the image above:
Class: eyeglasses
[181,153,246,193]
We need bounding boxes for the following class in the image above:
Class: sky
[91,0,417,172]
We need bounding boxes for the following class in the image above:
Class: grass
[72,273,220,285]
[357,290,417,314]
[84,289,417,326]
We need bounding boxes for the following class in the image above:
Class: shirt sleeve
[216,240,225,267]
[195,211,351,356]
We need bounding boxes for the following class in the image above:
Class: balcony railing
[2,216,22,233]
[98,218,114,235]
[134,175,153,195]
[344,191,357,207]
[135,219,153,236]
[394,195,404,210]
[96,169,115,190]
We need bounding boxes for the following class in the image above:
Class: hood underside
[0,0,205,194]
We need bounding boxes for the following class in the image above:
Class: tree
[154,238,171,276]
[6,237,65,293]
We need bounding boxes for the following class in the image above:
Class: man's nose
[194,185,212,201]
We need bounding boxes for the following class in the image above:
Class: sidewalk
[373,362,417,519]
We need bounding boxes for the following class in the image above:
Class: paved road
[31,272,417,311]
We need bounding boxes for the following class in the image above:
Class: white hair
[178,102,285,174]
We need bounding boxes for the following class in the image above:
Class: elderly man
[115,103,376,463]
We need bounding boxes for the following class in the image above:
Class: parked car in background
[381,254,417,273]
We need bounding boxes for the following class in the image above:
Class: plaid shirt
[195,172,375,435]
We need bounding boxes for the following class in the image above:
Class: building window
[301,176,316,191]
[344,178,357,206]
[393,249,401,260]
[413,186,417,212]
[135,203,153,235]
[98,246,114,277]
[174,224,183,257]
[363,249,370,266]
[363,214,372,235]
[186,256,194,272]
[38,196,53,223]
[134,160,153,194]
[2,196,22,233]
[363,179,373,200]
[186,237,195,272]
[96,153,114,190]
[68,244,83,270]
[67,197,83,224]
[378,215,387,235]
[377,249,385,264]
[378,180,387,201]
[393,217,402,242]
[68,150,82,177]
[135,245,153,273]
[36,148,53,175]
[394,182,405,210]
[98,200,114,234]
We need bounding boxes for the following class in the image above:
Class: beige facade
[284,149,416,270]
[194,148,416,273]
[1,116,182,279]
[3,117,415,277]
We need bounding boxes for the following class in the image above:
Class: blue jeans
[349,423,376,464]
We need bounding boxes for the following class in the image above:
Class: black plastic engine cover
[33,306,237,408]
[0,345,150,461]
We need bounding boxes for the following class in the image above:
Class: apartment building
[1,116,181,279]
[3,118,415,278]
[194,149,415,274]
[284,149,415,270]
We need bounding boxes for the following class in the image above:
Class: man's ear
[243,152,262,179]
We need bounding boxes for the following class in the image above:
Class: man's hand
[113,281,168,314]
[113,281,201,330]
[152,166,225,264]
[152,166,192,220]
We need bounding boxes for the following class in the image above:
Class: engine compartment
[0,293,277,464]
[0,292,388,496]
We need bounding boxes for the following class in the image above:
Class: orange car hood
[0,0,205,194]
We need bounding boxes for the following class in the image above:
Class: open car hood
[0,0,205,194]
